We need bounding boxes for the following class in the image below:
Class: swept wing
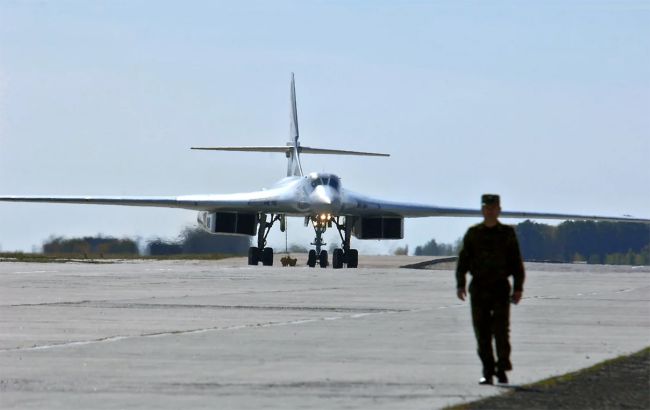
[0,190,289,214]
[341,191,650,223]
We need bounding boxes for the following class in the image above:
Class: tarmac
[0,255,648,409]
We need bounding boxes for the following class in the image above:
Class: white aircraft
[1,74,648,268]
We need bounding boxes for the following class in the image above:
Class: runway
[1,256,648,409]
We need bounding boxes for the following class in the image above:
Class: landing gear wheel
[307,250,317,268]
[262,247,274,266]
[248,247,259,265]
[347,249,359,268]
[332,249,344,269]
[319,250,328,268]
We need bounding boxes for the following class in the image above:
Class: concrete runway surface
[1,256,648,409]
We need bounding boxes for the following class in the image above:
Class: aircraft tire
[248,247,259,265]
[262,247,274,266]
[307,250,317,268]
[347,249,358,268]
[319,250,328,268]
[332,249,344,269]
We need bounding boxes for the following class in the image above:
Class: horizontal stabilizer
[299,147,389,157]
[191,146,289,153]
[191,146,389,157]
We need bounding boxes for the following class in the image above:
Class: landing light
[312,214,332,228]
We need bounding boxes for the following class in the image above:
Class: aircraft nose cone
[311,185,341,212]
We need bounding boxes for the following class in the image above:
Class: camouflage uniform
[456,221,525,378]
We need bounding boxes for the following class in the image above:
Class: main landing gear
[248,213,359,269]
[306,215,358,269]
[248,214,282,266]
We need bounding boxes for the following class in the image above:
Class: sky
[0,1,648,254]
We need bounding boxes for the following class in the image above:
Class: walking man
[456,194,525,385]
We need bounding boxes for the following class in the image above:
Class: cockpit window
[309,174,340,190]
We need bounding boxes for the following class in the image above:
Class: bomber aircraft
[1,74,649,268]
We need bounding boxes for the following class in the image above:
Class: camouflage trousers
[470,280,512,376]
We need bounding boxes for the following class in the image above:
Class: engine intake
[353,217,403,239]
[197,212,257,236]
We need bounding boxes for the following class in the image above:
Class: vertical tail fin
[287,73,303,177]
[191,73,389,175]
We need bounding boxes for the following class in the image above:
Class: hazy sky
[0,1,648,254]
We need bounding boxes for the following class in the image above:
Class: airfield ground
[0,256,648,409]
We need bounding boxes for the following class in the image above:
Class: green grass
[443,347,650,410]
[530,347,650,388]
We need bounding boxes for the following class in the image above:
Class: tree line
[43,236,139,256]
[415,220,650,265]
[38,221,650,265]
[147,226,250,256]
[414,239,459,256]
[42,227,250,257]
[514,220,649,265]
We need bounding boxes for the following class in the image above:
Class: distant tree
[288,244,309,253]
[394,245,409,255]
[588,254,601,265]
[604,254,619,265]
[453,238,463,254]
[557,221,649,262]
[514,221,649,265]
[146,227,250,256]
[43,235,138,255]
[147,239,183,255]
[179,227,250,255]
[414,239,456,256]
[515,220,558,261]
[634,253,646,266]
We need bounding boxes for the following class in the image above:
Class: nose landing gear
[307,214,329,267]
[307,249,328,268]
[307,215,358,269]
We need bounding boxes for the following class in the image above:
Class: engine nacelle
[197,211,257,236]
[353,217,404,240]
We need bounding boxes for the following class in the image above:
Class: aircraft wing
[0,191,290,213]
[341,193,650,223]
[1,191,648,223]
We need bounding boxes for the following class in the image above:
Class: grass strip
[0,252,237,263]
[445,347,650,410]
